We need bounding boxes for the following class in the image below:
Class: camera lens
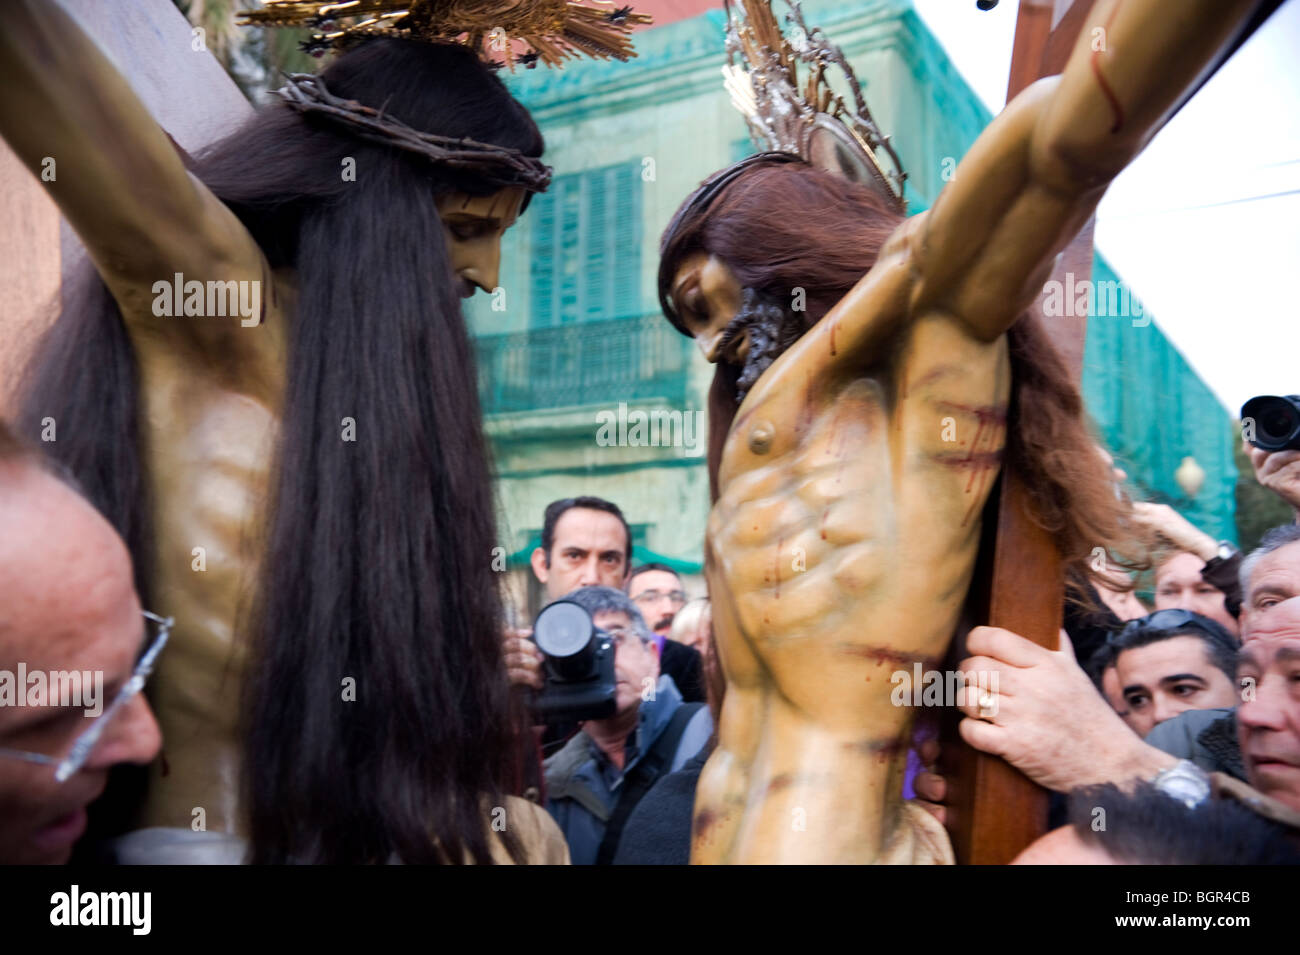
[1242,395,1300,452]
[1261,406,1296,441]
[534,601,593,658]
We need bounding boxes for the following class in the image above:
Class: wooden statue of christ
[659,0,1264,864]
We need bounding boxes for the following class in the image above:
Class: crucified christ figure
[658,0,1265,864]
[1,1,561,863]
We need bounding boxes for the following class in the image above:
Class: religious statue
[0,0,646,864]
[657,0,1265,864]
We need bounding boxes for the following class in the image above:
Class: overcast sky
[912,0,1300,415]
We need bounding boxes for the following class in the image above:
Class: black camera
[530,600,617,722]
[1241,395,1300,452]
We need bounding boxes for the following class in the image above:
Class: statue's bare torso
[697,216,1009,862]
[133,283,285,830]
[680,0,1265,861]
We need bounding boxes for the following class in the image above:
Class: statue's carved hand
[955,627,1170,793]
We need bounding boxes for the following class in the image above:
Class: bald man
[0,425,162,863]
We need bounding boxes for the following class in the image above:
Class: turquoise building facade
[469,0,1237,611]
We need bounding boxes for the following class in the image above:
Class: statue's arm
[0,0,265,345]
[909,0,1263,342]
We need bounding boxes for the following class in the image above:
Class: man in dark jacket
[627,562,704,701]
[542,587,711,865]
[505,497,705,704]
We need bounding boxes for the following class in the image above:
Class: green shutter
[529,160,642,329]
[611,162,642,321]
[530,188,556,327]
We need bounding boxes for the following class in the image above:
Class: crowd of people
[1,0,1295,869]
[6,414,1297,865]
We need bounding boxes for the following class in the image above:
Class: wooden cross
[943,0,1284,865]
[939,0,1097,867]
[0,0,249,413]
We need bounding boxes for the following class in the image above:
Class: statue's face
[670,252,749,365]
[435,187,527,298]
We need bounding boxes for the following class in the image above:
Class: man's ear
[530,547,550,585]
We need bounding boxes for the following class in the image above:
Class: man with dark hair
[627,562,704,702]
[0,422,164,863]
[1140,528,1300,784]
[508,497,705,703]
[1108,610,1240,739]
[628,562,688,637]
[539,497,633,568]
[1014,782,1300,865]
[1084,643,1132,729]
[530,497,635,601]
[541,587,711,864]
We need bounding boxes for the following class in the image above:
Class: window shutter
[611,161,642,321]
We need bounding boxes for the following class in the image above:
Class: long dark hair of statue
[18,39,540,863]
[659,161,1143,590]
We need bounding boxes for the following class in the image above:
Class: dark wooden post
[0,0,250,411]
[942,0,1096,866]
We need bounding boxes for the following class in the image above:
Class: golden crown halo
[239,0,653,68]
[722,0,906,210]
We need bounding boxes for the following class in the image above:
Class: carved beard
[721,288,806,404]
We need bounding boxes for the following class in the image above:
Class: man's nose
[1151,693,1183,727]
[577,554,602,585]
[1238,680,1286,731]
[85,695,162,771]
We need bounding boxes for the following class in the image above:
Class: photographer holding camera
[1243,394,1300,524]
[536,586,712,865]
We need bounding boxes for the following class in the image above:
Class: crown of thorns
[275,72,553,191]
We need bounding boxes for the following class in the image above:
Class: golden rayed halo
[239,0,653,68]
[723,0,906,210]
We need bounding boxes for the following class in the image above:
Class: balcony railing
[474,314,694,415]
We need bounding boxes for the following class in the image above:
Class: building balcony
[474,313,695,416]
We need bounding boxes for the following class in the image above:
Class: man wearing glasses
[627,562,704,704]
[0,425,163,863]
[627,563,688,642]
[541,586,711,865]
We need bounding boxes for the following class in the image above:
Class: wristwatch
[1196,540,1237,579]
[1153,759,1211,809]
